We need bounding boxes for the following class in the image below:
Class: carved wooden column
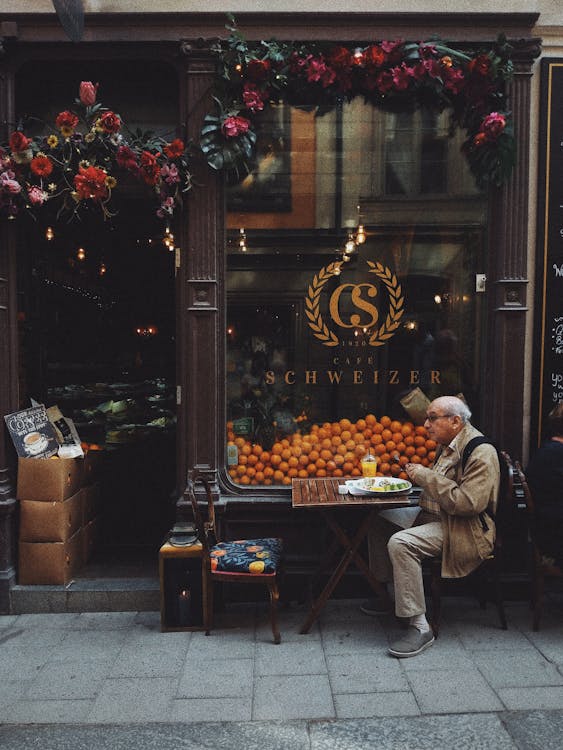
[0,52,19,613]
[484,38,541,459]
[176,44,224,504]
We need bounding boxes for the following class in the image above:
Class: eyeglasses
[425,413,454,422]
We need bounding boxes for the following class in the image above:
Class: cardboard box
[83,517,101,563]
[17,456,84,502]
[18,530,83,585]
[19,491,83,543]
[83,450,104,485]
[81,483,101,526]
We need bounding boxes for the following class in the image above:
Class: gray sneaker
[388,626,435,658]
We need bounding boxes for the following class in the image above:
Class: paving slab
[406,667,505,714]
[253,673,335,720]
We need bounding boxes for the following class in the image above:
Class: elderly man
[363,396,500,657]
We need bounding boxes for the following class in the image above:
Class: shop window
[226,102,487,489]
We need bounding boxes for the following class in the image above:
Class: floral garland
[202,19,516,189]
[0,81,192,222]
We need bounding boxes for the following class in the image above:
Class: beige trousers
[367,510,443,618]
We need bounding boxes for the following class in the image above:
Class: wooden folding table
[292,477,418,634]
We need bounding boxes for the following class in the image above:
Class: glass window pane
[226,102,487,489]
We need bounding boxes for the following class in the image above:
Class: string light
[239,227,247,252]
[76,247,86,261]
[99,262,107,276]
[344,233,356,254]
[45,226,54,241]
[163,226,175,250]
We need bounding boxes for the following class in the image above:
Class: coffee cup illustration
[23,431,48,455]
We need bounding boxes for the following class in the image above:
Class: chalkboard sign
[535,59,563,444]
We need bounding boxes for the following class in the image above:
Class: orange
[379,462,390,475]
[260,451,270,465]
[255,471,265,483]
[391,432,403,444]
[326,460,337,473]
[246,466,256,478]
[390,420,402,433]
[410,454,422,464]
[380,415,392,428]
[365,413,377,425]
[405,446,416,458]
[404,435,414,446]
[320,449,333,461]
[316,469,327,477]
[306,463,317,475]
[340,430,352,442]
[339,418,352,430]
[281,448,292,461]
[356,418,366,431]
[287,468,298,478]
[309,450,320,463]
[390,463,401,476]
[241,443,252,456]
[374,443,386,456]
[263,466,274,478]
[271,453,282,466]
[395,441,406,454]
[331,435,342,447]
[234,436,245,448]
[236,465,246,476]
[428,450,436,463]
[351,467,361,477]
[279,461,290,473]
[414,435,425,447]
[415,426,427,436]
[399,471,408,480]
[282,476,292,485]
[333,468,343,477]
[252,444,263,456]
[247,453,258,466]
[342,461,354,475]
[381,429,393,442]
[298,469,308,478]
[271,442,283,455]
[385,440,397,453]
[371,433,383,445]
[425,439,437,451]
[415,446,427,458]
[238,474,250,485]
[238,455,248,466]
[372,422,384,434]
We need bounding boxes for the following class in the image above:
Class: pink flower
[376,70,394,93]
[306,57,336,87]
[160,163,179,184]
[443,68,465,95]
[157,196,175,218]
[481,112,506,141]
[0,171,21,194]
[79,81,98,107]
[27,186,48,205]
[391,63,413,91]
[221,116,251,138]
[242,83,265,113]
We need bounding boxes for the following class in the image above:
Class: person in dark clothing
[526,402,563,568]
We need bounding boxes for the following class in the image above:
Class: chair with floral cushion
[186,469,282,644]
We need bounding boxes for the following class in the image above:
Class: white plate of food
[346,477,412,496]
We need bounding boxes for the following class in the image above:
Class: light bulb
[356,224,366,244]
[45,226,54,241]
[77,247,86,261]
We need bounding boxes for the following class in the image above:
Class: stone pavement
[1,594,563,748]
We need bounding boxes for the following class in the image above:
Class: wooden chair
[428,450,513,637]
[514,460,563,631]
[186,469,282,644]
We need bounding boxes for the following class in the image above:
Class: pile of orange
[226,414,436,486]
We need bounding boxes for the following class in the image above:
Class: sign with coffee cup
[4,405,59,458]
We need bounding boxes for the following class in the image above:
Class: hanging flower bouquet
[202,17,515,189]
[0,81,192,221]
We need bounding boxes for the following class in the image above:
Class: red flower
[79,81,98,107]
[221,116,251,138]
[55,110,79,132]
[481,112,506,141]
[9,131,31,153]
[327,46,353,70]
[246,59,271,83]
[364,45,386,69]
[163,139,185,159]
[116,145,138,171]
[376,70,394,94]
[99,111,121,134]
[473,132,487,147]
[30,154,53,177]
[139,150,161,185]
[443,67,465,95]
[467,54,492,77]
[73,165,108,201]
[242,83,265,113]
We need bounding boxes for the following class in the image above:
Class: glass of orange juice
[361,453,378,477]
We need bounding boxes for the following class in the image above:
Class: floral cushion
[209,538,282,575]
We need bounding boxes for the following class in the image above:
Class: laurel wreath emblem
[305,262,341,346]
[305,260,405,347]
[366,260,405,347]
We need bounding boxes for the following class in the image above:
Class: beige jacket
[413,423,500,578]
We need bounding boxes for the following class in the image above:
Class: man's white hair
[432,396,472,423]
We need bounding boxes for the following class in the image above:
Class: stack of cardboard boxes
[17,452,102,584]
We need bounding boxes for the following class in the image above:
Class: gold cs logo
[305,260,405,347]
